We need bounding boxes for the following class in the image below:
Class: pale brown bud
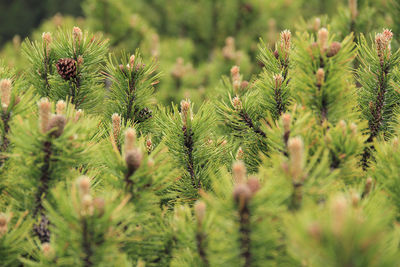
[112,113,121,143]
[247,176,260,194]
[222,37,236,60]
[307,221,321,240]
[129,55,135,70]
[194,201,206,224]
[231,66,240,77]
[327,42,341,57]
[331,195,348,236]
[0,79,12,109]
[14,96,20,106]
[318,28,329,53]
[146,137,153,153]
[231,65,241,93]
[232,160,246,184]
[119,64,125,73]
[351,191,360,207]
[38,98,51,133]
[288,137,304,182]
[280,30,291,58]
[171,57,185,79]
[233,183,252,208]
[339,120,347,135]
[282,113,291,133]
[273,73,283,88]
[47,115,66,137]
[77,176,91,196]
[180,99,191,125]
[81,194,93,216]
[42,32,52,56]
[240,80,249,90]
[72,26,82,43]
[316,68,325,86]
[236,147,244,160]
[77,55,84,65]
[313,18,321,32]
[232,96,242,111]
[375,29,393,61]
[12,35,21,49]
[147,157,155,168]
[56,100,66,115]
[42,242,55,259]
[42,32,52,44]
[124,128,136,152]
[125,148,143,172]
[0,213,7,236]
[93,197,105,216]
[349,0,358,21]
[350,123,357,135]
[75,109,83,122]
[394,137,399,149]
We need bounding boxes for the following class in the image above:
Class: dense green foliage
[2,0,400,266]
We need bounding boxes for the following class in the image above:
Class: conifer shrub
[1,1,400,266]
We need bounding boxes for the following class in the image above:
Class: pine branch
[82,219,93,267]
[33,140,53,217]
[238,199,251,267]
[195,231,209,267]
[239,110,266,138]
[0,111,10,153]
[183,125,199,189]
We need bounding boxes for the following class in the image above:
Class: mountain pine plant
[103,51,159,135]
[4,98,98,244]
[293,28,357,124]
[357,29,400,167]
[100,120,178,265]
[0,210,32,266]
[22,27,109,112]
[23,176,133,266]
[158,99,229,202]
[3,3,400,266]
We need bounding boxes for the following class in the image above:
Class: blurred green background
[0,0,397,105]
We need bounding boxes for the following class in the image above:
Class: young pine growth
[0,211,32,267]
[23,176,133,266]
[216,66,268,173]
[5,98,97,243]
[257,30,293,120]
[0,65,35,167]
[158,99,228,202]
[357,29,400,166]
[372,136,400,218]
[104,51,159,134]
[22,32,56,98]
[195,161,287,266]
[100,120,178,265]
[323,120,367,183]
[286,193,399,267]
[293,28,357,124]
[23,27,109,112]
[169,202,210,267]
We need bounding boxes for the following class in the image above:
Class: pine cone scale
[56,58,77,80]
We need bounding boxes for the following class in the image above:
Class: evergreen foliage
[1,1,400,266]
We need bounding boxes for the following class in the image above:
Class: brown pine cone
[56,58,77,80]
[33,215,51,244]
